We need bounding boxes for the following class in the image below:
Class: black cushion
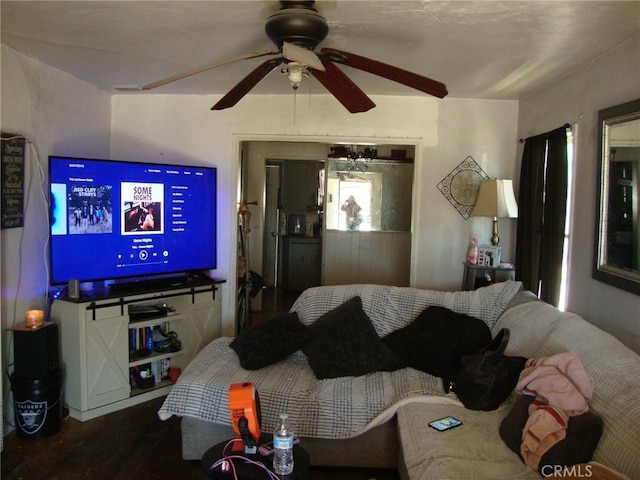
[230,312,310,370]
[499,395,604,472]
[499,394,537,453]
[381,306,492,377]
[306,296,396,379]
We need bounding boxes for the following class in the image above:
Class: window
[559,127,575,311]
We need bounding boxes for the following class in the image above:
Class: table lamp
[471,179,518,245]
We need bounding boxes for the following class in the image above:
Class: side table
[461,261,516,290]
[201,435,310,480]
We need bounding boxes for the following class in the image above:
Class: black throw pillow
[306,296,397,379]
[230,312,310,370]
[499,395,604,473]
[381,306,492,377]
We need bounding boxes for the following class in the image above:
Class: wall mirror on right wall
[593,98,640,295]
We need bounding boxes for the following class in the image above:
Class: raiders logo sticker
[15,399,48,435]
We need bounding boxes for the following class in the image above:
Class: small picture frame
[478,245,501,267]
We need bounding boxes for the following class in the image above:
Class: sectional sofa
[158,281,639,479]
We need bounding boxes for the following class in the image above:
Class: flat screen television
[49,156,217,287]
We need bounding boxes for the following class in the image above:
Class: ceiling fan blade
[320,47,448,99]
[211,58,282,111]
[142,50,279,90]
[311,61,376,113]
[282,42,325,72]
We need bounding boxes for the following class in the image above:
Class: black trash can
[9,369,64,439]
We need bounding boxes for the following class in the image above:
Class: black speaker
[69,279,80,299]
[14,323,60,379]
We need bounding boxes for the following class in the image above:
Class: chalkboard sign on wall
[1,133,26,229]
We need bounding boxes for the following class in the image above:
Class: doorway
[263,164,282,287]
[237,140,416,325]
[263,159,324,292]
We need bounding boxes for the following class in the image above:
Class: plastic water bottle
[467,235,479,264]
[273,413,294,475]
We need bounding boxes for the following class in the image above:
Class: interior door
[263,164,281,287]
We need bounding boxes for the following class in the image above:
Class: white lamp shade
[471,179,518,218]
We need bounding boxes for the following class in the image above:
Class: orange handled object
[228,382,261,450]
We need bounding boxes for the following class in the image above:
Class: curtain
[515,125,569,306]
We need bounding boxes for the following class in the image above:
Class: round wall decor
[436,156,490,219]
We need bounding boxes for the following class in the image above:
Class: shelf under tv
[108,274,192,294]
[62,274,225,304]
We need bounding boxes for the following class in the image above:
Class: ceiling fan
[142,0,448,113]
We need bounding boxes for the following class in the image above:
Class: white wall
[0,45,112,433]
[111,94,519,333]
[518,34,640,353]
[418,99,520,288]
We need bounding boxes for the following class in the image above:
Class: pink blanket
[516,351,593,416]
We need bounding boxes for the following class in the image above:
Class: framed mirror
[593,98,640,295]
[324,149,414,232]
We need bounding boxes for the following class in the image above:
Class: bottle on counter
[467,236,479,264]
[273,413,294,475]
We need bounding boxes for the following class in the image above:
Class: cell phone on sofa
[428,416,462,432]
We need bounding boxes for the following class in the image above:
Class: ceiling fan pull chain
[293,88,297,125]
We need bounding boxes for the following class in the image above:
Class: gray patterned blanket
[158,281,522,439]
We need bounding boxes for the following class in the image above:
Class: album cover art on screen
[121,182,164,234]
[68,184,113,235]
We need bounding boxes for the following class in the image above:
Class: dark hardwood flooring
[2,396,399,480]
[248,287,301,327]
[2,289,399,480]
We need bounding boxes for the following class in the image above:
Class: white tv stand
[51,278,224,421]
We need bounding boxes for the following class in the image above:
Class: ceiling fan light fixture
[281,62,309,89]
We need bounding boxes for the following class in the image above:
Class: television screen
[49,156,217,286]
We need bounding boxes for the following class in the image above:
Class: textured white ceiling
[2,1,639,100]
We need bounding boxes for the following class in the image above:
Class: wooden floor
[248,287,301,327]
[2,396,399,480]
[2,289,400,480]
